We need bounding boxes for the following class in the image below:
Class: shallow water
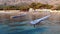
[0,20,60,34]
[0,11,60,34]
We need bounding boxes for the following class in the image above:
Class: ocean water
[0,20,48,34]
[0,20,60,34]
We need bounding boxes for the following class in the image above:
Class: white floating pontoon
[30,15,50,27]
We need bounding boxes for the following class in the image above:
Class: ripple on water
[8,27,48,34]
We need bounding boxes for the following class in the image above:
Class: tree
[42,4,53,9]
[55,5,60,10]
[19,5,30,11]
[30,2,43,9]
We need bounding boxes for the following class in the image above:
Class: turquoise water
[0,20,60,34]
[0,21,48,34]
